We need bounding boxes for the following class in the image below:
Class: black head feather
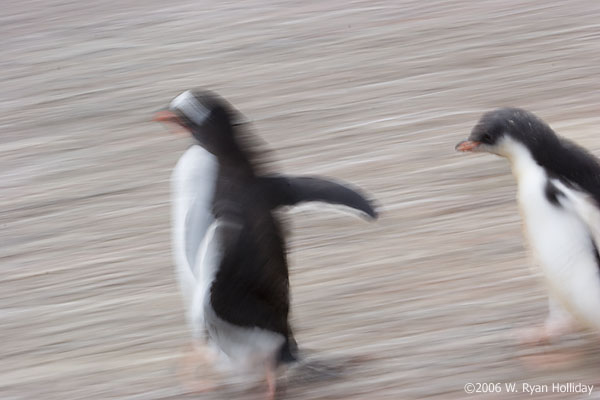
[167,89,276,176]
[168,90,239,155]
[470,108,600,204]
[469,108,559,149]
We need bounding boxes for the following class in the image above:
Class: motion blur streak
[2,1,600,399]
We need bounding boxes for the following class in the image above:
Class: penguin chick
[457,108,600,343]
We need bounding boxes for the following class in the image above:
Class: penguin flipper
[552,179,600,248]
[260,175,378,219]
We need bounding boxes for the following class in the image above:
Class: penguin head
[456,108,558,159]
[154,89,245,155]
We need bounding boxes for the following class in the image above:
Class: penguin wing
[184,195,215,279]
[259,175,378,219]
[551,179,600,248]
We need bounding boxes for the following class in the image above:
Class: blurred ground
[2,0,600,399]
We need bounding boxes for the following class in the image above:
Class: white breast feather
[508,140,600,329]
[171,145,218,328]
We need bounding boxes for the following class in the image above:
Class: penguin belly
[171,145,218,329]
[517,169,600,330]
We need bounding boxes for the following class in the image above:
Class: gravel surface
[2,1,600,399]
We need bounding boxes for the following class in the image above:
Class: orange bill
[455,140,481,152]
[153,110,179,123]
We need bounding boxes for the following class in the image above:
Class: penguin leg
[542,296,578,340]
[517,297,578,345]
[515,299,585,370]
[265,360,277,400]
[176,341,219,393]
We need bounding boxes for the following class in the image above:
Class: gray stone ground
[2,1,600,399]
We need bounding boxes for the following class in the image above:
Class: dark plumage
[209,170,297,364]
[456,107,600,343]
[466,108,600,205]
[260,175,378,218]
[155,89,378,397]
[544,180,565,207]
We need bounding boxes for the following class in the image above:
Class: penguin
[456,107,600,343]
[153,89,378,398]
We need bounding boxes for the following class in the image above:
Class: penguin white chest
[514,156,600,328]
[518,173,588,274]
[171,145,219,329]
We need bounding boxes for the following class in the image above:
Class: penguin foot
[515,325,554,345]
[518,348,585,371]
[516,317,576,345]
[182,380,217,394]
[176,343,219,393]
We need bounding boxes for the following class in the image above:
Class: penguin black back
[209,169,297,363]
[156,88,378,370]
[470,108,600,204]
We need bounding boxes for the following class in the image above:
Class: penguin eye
[481,133,492,143]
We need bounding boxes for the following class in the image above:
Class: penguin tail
[277,336,299,364]
[285,352,371,384]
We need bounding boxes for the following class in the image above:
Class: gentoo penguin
[154,90,377,398]
[456,108,600,342]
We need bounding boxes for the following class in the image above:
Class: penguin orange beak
[153,110,180,123]
[153,110,190,135]
[455,140,481,152]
